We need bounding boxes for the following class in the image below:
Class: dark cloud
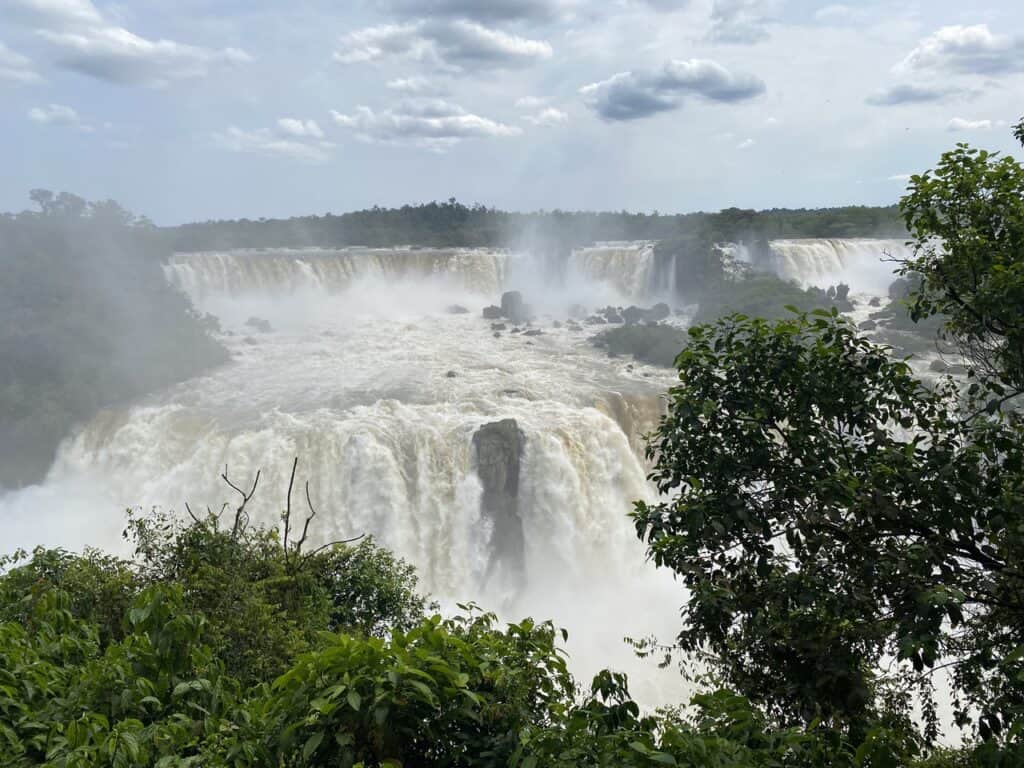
[335,19,552,72]
[581,59,765,121]
[865,83,976,106]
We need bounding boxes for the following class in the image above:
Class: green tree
[633,311,1024,745]
[899,143,1024,389]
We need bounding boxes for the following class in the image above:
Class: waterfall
[766,238,910,292]
[165,247,511,302]
[567,242,658,301]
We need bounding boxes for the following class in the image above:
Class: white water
[1,237,911,708]
[767,238,909,293]
[5,248,684,706]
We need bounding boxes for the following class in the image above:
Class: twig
[282,457,298,565]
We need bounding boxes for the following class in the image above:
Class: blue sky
[2,0,1022,223]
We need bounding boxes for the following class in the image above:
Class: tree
[633,311,1024,745]
[899,143,1024,390]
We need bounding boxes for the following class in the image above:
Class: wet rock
[491,323,507,331]
[493,331,502,338]
[500,291,533,324]
[859,320,878,331]
[510,327,521,334]
[869,297,882,307]
[445,370,458,378]
[245,316,273,333]
[622,302,671,325]
[524,329,543,337]
[930,359,949,373]
[447,304,470,315]
[948,364,968,375]
[473,419,525,584]
[585,315,607,325]
[599,306,624,324]
[483,305,503,319]
[552,320,563,329]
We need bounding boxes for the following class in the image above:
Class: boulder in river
[447,304,470,315]
[245,316,273,333]
[482,305,503,319]
[473,419,525,585]
[500,291,531,324]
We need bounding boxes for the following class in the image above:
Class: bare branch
[303,535,365,561]
[221,463,260,538]
[184,502,203,525]
[282,457,299,564]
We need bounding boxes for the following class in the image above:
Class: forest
[1,123,1022,766]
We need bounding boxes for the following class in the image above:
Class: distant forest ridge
[165,200,906,252]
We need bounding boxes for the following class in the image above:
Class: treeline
[167,200,905,252]
[0,191,227,488]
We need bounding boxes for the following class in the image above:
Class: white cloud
[0,41,42,84]
[215,125,334,163]
[334,19,552,73]
[523,107,568,126]
[276,118,325,139]
[28,102,81,125]
[515,96,547,109]
[736,137,754,149]
[581,58,766,121]
[381,0,567,23]
[10,0,251,86]
[947,117,994,131]
[897,24,1024,77]
[330,98,521,150]
[708,0,778,44]
[888,173,912,182]
[814,4,852,24]
[386,76,447,95]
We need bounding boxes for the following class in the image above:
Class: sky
[1,0,1023,224]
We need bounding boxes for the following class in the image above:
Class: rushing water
[1,237,903,706]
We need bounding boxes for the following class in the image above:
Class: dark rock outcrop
[622,303,670,325]
[245,316,273,333]
[500,291,531,324]
[473,419,525,585]
[483,305,503,319]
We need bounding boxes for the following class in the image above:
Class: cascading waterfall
[165,247,511,300]
[4,249,683,707]
[766,238,910,292]
[567,242,658,301]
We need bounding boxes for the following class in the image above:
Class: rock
[245,316,273,333]
[473,420,525,584]
[493,331,502,338]
[445,370,458,378]
[602,308,624,324]
[929,359,949,373]
[482,305,503,319]
[510,327,521,334]
[948,364,968,375]
[552,320,562,329]
[859,320,878,331]
[447,304,470,315]
[622,303,671,325]
[585,315,607,325]
[491,323,507,331]
[869,297,882,307]
[524,329,543,337]
[500,291,530,323]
